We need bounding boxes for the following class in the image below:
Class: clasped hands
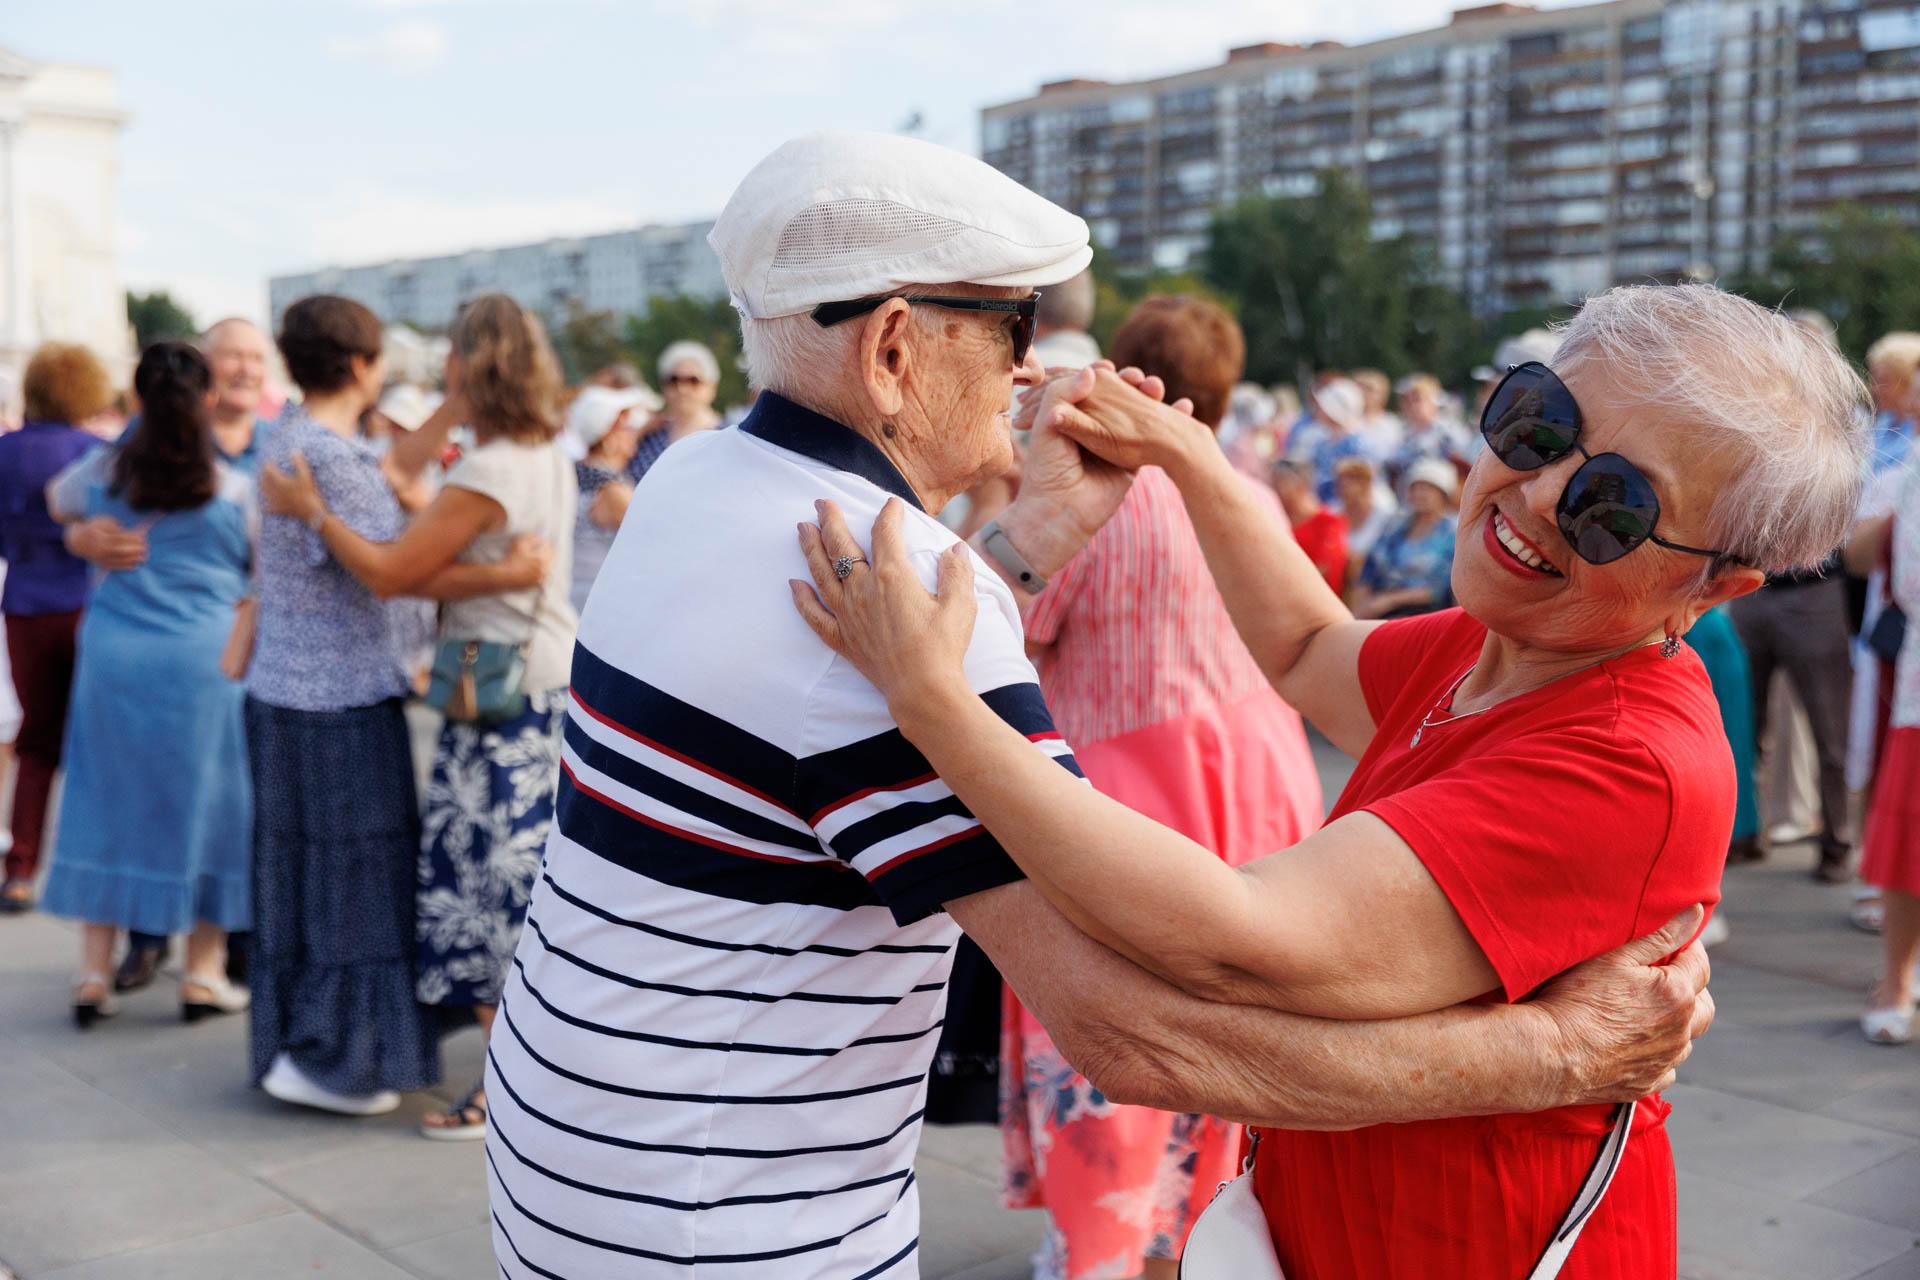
[791,362,1204,711]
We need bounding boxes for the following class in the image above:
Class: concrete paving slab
[262,1132,489,1251]
[1666,1084,1916,1200]
[915,1153,1045,1279]
[0,1143,288,1275]
[1680,1015,1912,1113]
[380,1222,501,1280]
[33,1213,415,1280]
[1856,1248,1920,1280]
[1806,1150,1920,1232]
[1677,1171,1917,1280]
[1823,1075,1920,1141]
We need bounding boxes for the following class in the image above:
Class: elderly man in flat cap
[484,132,1710,1280]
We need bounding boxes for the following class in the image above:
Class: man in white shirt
[485,132,1715,1280]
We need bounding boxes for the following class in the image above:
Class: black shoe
[113,939,171,993]
[1813,855,1854,885]
[1726,837,1765,866]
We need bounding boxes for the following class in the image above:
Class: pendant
[1410,726,1423,747]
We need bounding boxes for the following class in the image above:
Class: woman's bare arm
[793,499,1497,1019]
[954,881,1711,1129]
[259,452,502,599]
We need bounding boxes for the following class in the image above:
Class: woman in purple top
[0,344,113,911]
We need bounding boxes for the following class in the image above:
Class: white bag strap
[1526,1101,1636,1280]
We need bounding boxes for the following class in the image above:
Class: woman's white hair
[1553,283,1869,577]
[658,339,721,385]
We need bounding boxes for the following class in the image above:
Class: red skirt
[1862,726,1920,898]
[1251,1098,1677,1279]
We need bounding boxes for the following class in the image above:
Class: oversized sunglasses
[810,292,1040,367]
[1480,362,1746,568]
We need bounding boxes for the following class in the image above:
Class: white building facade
[268,221,727,332]
[0,47,132,402]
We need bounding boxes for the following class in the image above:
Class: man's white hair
[197,316,265,351]
[737,282,1001,412]
[1553,283,1869,577]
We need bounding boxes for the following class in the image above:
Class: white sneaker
[262,1052,401,1115]
[1700,914,1730,948]
[1861,1003,1916,1046]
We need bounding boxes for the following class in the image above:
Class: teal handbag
[426,637,529,725]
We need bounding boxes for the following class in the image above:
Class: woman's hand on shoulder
[259,451,325,523]
[499,533,553,589]
[791,497,977,721]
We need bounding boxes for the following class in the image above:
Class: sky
[15,0,1587,327]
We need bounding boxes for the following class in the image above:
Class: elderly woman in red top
[792,283,1868,1279]
[1006,295,1323,1280]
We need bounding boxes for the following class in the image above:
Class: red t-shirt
[1253,607,1731,1280]
[1290,508,1350,597]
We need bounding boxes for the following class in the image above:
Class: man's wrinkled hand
[65,516,148,571]
[1529,906,1713,1108]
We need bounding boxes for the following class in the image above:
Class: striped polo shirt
[486,391,1081,1280]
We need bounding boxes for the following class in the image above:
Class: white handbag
[1180,1102,1637,1280]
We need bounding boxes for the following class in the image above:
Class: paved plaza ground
[2,740,1918,1278]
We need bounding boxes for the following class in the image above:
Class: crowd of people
[0,126,1910,1280]
[0,301,729,1132]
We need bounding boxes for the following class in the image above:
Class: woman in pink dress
[1004,296,1324,1280]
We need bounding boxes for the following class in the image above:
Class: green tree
[550,303,631,385]
[1728,204,1920,364]
[126,290,197,349]
[1200,170,1480,388]
[1087,251,1233,353]
[624,293,750,410]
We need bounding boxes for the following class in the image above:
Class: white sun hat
[708,131,1093,320]
[1405,456,1459,500]
[565,385,657,453]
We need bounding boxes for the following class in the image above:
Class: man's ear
[856,299,914,421]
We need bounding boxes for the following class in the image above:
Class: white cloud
[326,19,450,72]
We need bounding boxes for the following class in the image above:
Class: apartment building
[267,220,727,331]
[980,0,1920,317]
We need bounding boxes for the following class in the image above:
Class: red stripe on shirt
[561,758,840,869]
[569,686,803,818]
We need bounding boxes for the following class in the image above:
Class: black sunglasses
[663,374,708,387]
[810,293,1040,367]
[1480,362,1746,568]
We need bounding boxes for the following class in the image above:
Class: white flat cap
[709,131,1093,320]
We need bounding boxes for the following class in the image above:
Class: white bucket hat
[1405,456,1459,500]
[708,132,1093,320]
[565,385,657,452]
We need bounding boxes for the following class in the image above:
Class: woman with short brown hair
[261,292,577,1140]
[246,294,550,1119]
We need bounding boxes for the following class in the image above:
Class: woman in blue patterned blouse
[244,296,546,1117]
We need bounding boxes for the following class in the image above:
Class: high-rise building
[0,47,132,397]
[980,0,1920,317]
[267,220,727,332]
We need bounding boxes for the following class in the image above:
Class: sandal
[0,880,33,914]
[72,972,119,1030]
[420,1084,488,1142]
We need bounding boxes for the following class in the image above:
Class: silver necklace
[1410,636,1673,748]
[1411,665,1484,748]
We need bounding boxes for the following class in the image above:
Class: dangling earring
[1660,634,1681,659]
